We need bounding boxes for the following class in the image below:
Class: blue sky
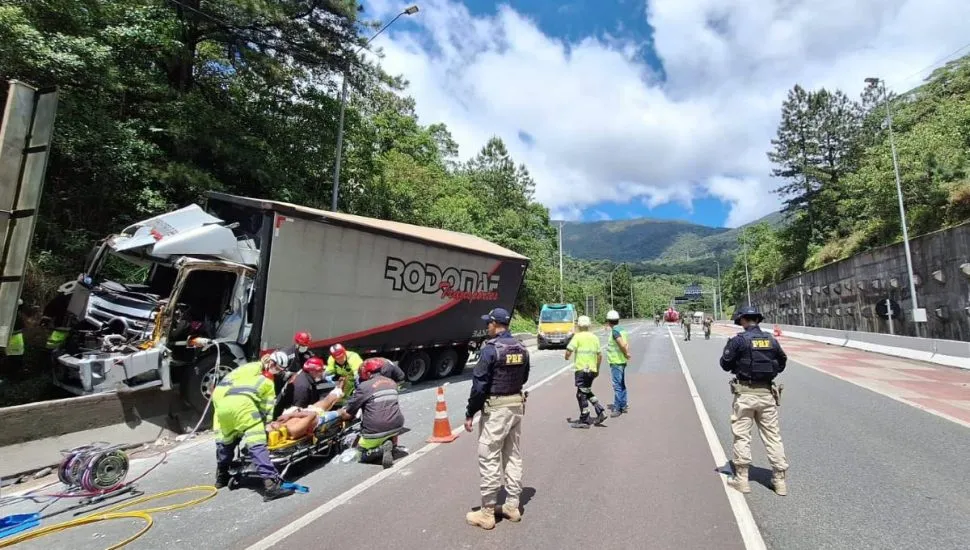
[362,0,969,228]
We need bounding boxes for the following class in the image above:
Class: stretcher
[227,410,361,488]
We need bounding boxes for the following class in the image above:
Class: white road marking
[667,327,767,550]
[244,356,576,550]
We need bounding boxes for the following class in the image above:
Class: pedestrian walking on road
[719,306,789,496]
[681,314,692,341]
[565,315,607,428]
[464,308,531,530]
[604,310,631,417]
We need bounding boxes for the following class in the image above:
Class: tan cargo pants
[477,395,525,508]
[730,390,789,471]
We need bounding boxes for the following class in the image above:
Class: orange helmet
[329,343,347,362]
[294,331,312,347]
[303,356,325,376]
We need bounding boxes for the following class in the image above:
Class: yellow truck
[537,303,577,350]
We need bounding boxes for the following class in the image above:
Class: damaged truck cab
[46,204,258,412]
[44,192,530,414]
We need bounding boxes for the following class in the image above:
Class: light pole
[331,5,420,212]
[630,280,635,319]
[714,260,722,321]
[609,265,621,310]
[740,228,752,307]
[558,221,564,303]
[864,76,926,332]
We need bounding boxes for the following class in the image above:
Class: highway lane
[243,323,748,550]
[0,324,641,550]
[669,323,970,550]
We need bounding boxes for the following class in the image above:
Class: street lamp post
[864,76,926,332]
[630,281,635,319]
[714,260,722,321]
[331,5,420,212]
[741,228,752,307]
[609,266,621,311]
[558,221,564,303]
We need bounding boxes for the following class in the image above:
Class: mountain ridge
[559,211,786,265]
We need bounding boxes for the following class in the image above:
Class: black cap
[481,308,512,325]
[734,306,764,326]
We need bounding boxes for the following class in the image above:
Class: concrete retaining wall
[762,322,970,370]
[752,221,970,340]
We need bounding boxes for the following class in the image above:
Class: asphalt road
[672,323,970,550]
[5,321,970,550]
[0,325,629,550]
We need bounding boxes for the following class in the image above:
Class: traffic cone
[773,326,782,337]
[427,385,459,443]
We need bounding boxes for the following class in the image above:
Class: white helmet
[577,315,592,328]
[267,350,289,369]
[606,310,620,321]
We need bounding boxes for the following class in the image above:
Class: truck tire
[430,349,459,379]
[400,351,431,383]
[456,348,471,371]
[180,352,237,417]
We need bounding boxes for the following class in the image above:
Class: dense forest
[720,55,970,308]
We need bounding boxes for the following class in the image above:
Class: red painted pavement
[711,324,970,427]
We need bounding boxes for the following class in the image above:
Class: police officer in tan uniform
[464,308,531,529]
[720,306,789,496]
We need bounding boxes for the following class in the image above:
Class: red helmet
[303,356,325,376]
[329,343,347,362]
[294,331,312,347]
[358,357,385,383]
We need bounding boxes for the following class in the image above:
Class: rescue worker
[464,307,530,530]
[338,357,406,469]
[288,356,329,410]
[212,350,294,502]
[356,356,406,385]
[283,331,315,374]
[4,300,26,371]
[326,343,363,398]
[703,316,713,340]
[681,313,692,341]
[720,306,789,496]
[604,310,631,418]
[565,315,606,428]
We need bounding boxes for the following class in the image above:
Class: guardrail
[760,322,970,371]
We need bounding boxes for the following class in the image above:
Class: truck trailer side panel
[260,214,527,353]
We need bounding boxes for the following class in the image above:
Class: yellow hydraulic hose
[0,485,218,549]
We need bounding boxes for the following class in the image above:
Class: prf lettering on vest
[506,353,524,365]
[383,256,500,301]
[751,338,772,349]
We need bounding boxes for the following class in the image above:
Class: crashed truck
[43,192,529,413]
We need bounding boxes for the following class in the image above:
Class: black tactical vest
[488,335,529,396]
[736,328,779,382]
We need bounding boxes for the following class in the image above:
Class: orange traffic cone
[773,326,782,337]
[427,385,459,443]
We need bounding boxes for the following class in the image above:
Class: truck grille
[86,294,156,339]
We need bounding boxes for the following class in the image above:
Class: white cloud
[363,0,970,227]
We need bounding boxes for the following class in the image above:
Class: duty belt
[731,379,773,395]
[486,393,525,408]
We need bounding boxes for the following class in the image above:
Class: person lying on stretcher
[266,401,345,444]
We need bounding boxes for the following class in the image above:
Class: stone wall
[753,221,970,341]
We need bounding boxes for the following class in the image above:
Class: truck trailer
[43,192,530,413]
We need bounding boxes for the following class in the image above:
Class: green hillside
[561,211,786,268]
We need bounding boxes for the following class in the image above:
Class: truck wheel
[456,349,471,370]
[430,349,459,379]
[180,352,237,417]
[400,351,431,383]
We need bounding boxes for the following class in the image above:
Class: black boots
[262,478,294,502]
[380,440,394,469]
[215,469,230,489]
